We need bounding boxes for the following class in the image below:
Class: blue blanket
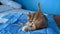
[0,13,60,34]
[0,13,21,30]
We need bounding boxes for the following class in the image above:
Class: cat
[19,2,48,32]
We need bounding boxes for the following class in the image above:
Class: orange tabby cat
[19,2,48,32]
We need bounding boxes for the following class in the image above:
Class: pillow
[0,0,22,9]
[0,5,14,12]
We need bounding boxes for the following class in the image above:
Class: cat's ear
[28,12,31,19]
[29,12,31,14]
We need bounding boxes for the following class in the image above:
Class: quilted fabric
[0,4,59,34]
[0,13,21,30]
[1,13,60,34]
[17,14,60,34]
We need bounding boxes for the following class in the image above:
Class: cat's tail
[38,2,42,12]
[38,2,56,17]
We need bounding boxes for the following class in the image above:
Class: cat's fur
[19,2,48,32]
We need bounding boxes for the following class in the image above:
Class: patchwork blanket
[0,12,60,34]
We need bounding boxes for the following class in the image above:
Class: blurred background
[14,0,60,15]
